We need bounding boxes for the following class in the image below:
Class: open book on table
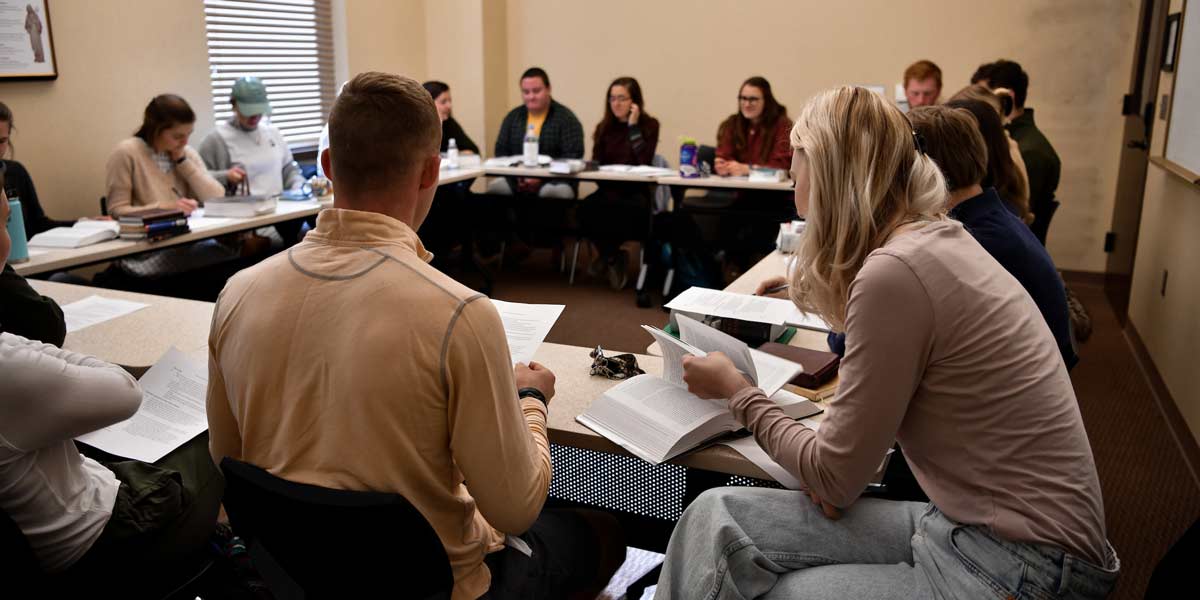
[577,316,815,465]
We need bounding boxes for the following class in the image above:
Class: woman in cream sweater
[105,94,223,218]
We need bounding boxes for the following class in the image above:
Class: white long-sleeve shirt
[0,333,142,572]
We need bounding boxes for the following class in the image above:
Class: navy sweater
[828,187,1077,370]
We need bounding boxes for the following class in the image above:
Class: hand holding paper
[681,353,754,400]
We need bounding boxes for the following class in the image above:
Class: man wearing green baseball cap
[199,76,308,241]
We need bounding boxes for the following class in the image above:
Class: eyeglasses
[589,346,644,380]
[609,95,631,103]
[738,96,763,104]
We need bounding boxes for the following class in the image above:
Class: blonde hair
[328,72,441,195]
[788,86,948,331]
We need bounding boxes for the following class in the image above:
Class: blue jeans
[655,488,1119,599]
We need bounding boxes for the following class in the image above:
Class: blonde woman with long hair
[654,87,1117,599]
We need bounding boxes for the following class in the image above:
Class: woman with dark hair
[422,80,479,155]
[0,101,70,239]
[580,76,661,288]
[105,94,223,218]
[715,76,792,175]
[949,85,1032,223]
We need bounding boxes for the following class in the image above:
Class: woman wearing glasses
[580,76,660,289]
[714,76,792,176]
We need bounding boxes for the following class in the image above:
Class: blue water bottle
[5,199,30,263]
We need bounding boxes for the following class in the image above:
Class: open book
[28,220,119,248]
[577,316,810,465]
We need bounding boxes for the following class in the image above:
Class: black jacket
[0,264,66,346]
[3,159,70,239]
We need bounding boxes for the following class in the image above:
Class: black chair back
[220,458,453,600]
[1,507,44,594]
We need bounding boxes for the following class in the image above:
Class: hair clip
[912,130,927,156]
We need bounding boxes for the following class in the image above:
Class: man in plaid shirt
[490,67,584,199]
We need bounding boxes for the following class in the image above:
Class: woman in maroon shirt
[715,76,793,175]
[579,76,660,289]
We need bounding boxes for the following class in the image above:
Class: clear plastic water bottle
[522,124,539,167]
[447,137,459,169]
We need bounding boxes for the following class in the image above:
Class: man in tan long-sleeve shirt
[207,73,621,600]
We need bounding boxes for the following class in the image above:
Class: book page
[675,315,758,384]
[610,374,726,431]
[641,325,705,386]
[76,348,208,462]
[749,348,806,397]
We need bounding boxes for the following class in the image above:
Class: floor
[478,250,1200,600]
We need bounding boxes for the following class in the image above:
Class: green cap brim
[238,102,272,117]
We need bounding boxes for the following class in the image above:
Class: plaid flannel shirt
[493,100,585,159]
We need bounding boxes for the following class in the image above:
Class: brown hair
[327,72,441,194]
[904,60,942,89]
[907,105,988,191]
[594,76,651,140]
[718,76,788,165]
[134,94,196,144]
[946,95,1032,222]
[0,101,13,158]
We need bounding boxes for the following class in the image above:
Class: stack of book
[118,208,190,241]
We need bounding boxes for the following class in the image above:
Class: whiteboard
[1167,5,1200,176]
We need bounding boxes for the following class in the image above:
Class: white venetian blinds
[204,0,335,149]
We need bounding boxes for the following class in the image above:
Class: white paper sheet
[666,286,831,332]
[490,299,565,365]
[76,348,208,462]
[722,436,803,489]
[187,215,236,230]
[62,295,149,333]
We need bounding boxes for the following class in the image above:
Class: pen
[761,283,789,295]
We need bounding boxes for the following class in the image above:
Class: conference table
[15,166,790,278]
[30,246,817,482]
[13,168,487,277]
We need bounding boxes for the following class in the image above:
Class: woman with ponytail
[654,86,1118,599]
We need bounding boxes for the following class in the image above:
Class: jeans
[655,488,1118,600]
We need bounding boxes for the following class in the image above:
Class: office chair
[220,458,454,600]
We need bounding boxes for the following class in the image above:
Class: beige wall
[1129,0,1200,447]
[502,0,1139,272]
[11,0,1138,274]
[2,0,213,219]
[343,0,427,83]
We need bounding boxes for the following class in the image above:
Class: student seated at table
[680,76,794,281]
[975,59,1061,245]
[714,76,791,176]
[419,80,481,263]
[902,59,942,109]
[98,95,240,291]
[949,84,1031,222]
[424,80,480,156]
[579,76,660,289]
[657,86,1117,600]
[106,94,224,218]
[0,196,223,597]
[490,67,584,199]
[207,72,623,600]
[0,178,65,346]
[0,102,69,239]
[198,77,308,244]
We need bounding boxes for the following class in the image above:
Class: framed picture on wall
[1163,12,1182,72]
[0,0,56,80]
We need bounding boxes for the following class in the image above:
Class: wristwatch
[517,387,548,407]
